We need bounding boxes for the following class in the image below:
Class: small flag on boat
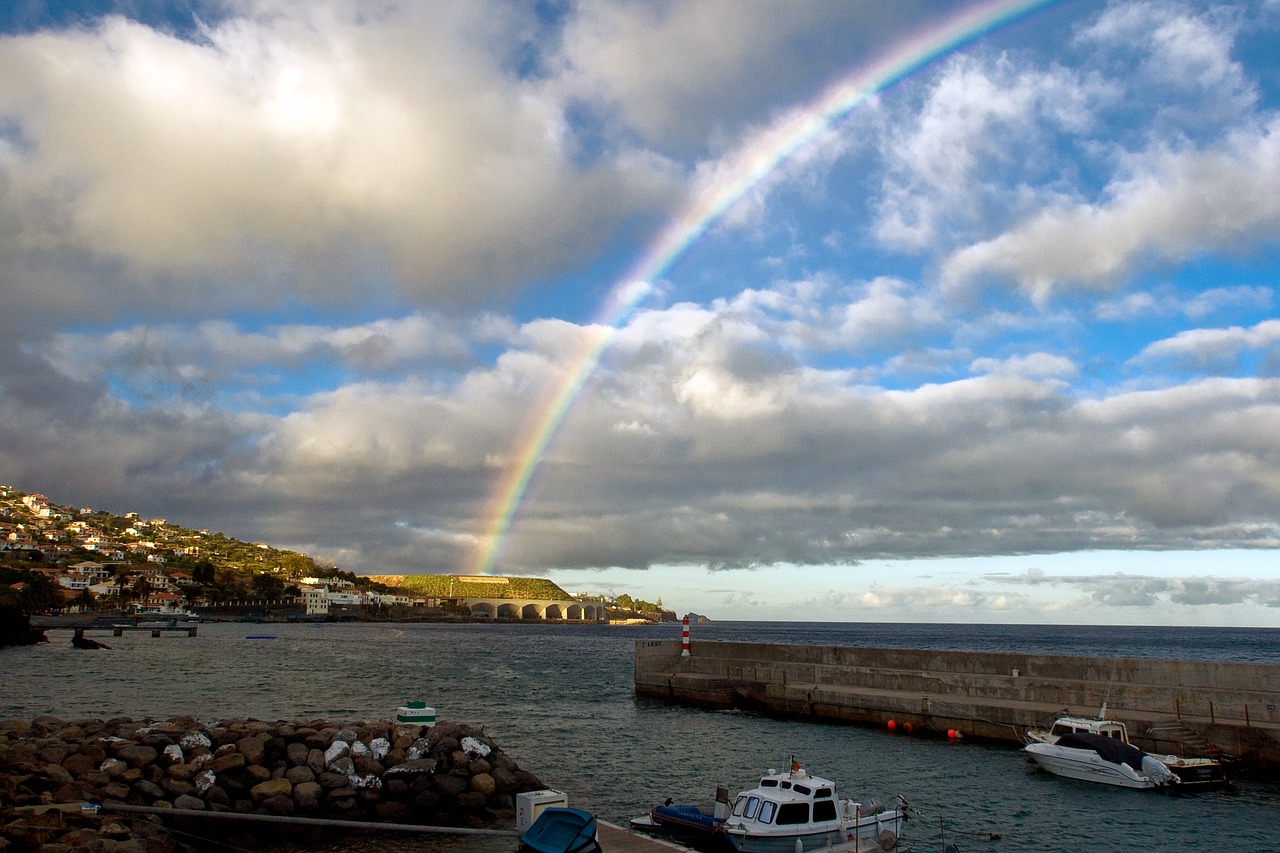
[791,757,800,772]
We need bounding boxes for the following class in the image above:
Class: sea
[3,620,1280,853]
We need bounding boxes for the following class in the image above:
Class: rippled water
[4,620,1279,852]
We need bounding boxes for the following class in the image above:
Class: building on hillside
[137,591,185,615]
[300,586,330,616]
[302,576,356,589]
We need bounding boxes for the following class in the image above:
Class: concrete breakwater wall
[0,715,546,853]
[635,639,1280,768]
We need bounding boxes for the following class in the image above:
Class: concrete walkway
[598,819,690,851]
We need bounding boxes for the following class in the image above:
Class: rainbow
[465,0,1062,575]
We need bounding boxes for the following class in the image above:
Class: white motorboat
[1025,706,1230,787]
[631,761,909,851]
[1024,732,1179,789]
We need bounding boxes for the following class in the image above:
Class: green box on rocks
[396,701,437,725]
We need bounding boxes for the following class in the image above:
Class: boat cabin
[730,768,844,829]
[1046,715,1129,742]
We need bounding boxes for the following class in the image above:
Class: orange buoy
[887,719,897,731]
[903,722,914,734]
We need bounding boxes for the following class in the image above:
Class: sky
[2,0,1280,626]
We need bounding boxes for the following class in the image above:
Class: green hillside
[370,574,572,600]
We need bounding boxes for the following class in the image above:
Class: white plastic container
[516,789,568,831]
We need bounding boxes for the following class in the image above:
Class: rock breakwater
[0,714,547,852]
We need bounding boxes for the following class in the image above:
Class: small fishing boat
[517,806,601,853]
[631,760,909,851]
[1025,706,1230,788]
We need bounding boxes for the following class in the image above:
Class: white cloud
[941,120,1280,302]
[0,2,681,321]
[1134,319,1280,371]
[874,54,1092,251]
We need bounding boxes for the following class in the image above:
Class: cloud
[874,54,1100,252]
[1132,319,1280,373]
[1095,285,1273,322]
[941,120,1280,302]
[554,1,973,154]
[39,313,518,404]
[992,568,1280,609]
[0,2,681,325]
[933,3,1279,303]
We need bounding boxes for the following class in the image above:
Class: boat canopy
[1054,732,1148,771]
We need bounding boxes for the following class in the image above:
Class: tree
[251,572,285,600]
[192,561,216,584]
[113,566,133,603]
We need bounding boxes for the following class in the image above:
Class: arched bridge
[463,598,607,622]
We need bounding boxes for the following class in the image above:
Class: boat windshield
[734,796,762,819]
[758,801,776,824]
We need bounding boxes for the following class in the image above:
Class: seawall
[634,639,1280,768]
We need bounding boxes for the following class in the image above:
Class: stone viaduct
[463,597,608,622]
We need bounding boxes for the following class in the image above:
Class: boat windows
[813,800,838,822]
[758,801,777,824]
[742,797,761,820]
[792,784,811,796]
[814,788,832,798]
[775,803,810,825]
[760,779,779,788]
[779,781,792,790]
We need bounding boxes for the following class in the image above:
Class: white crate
[516,789,568,832]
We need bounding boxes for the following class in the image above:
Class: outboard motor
[1141,755,1179,786]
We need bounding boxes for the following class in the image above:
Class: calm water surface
[3,620,1279,852]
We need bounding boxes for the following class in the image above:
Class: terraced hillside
[368,574,573,600]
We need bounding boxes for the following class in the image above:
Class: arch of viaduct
[462,598,607,622]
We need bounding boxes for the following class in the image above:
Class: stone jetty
[636,639,1280,768]
[0,714,547,853]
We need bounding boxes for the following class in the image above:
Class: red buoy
[887,719,897,731]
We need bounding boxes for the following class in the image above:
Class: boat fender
[877,828,897,850]
[868,799,884,815]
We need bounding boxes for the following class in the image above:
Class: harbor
[5,620,1279,852]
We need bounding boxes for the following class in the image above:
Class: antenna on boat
[1100,702,1107,719]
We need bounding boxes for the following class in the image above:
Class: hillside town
[0,485,441,618]
[0,485,675,625]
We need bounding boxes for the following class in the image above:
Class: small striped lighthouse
[681,614,691,656]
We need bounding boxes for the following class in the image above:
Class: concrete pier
[634,639,1280,767]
